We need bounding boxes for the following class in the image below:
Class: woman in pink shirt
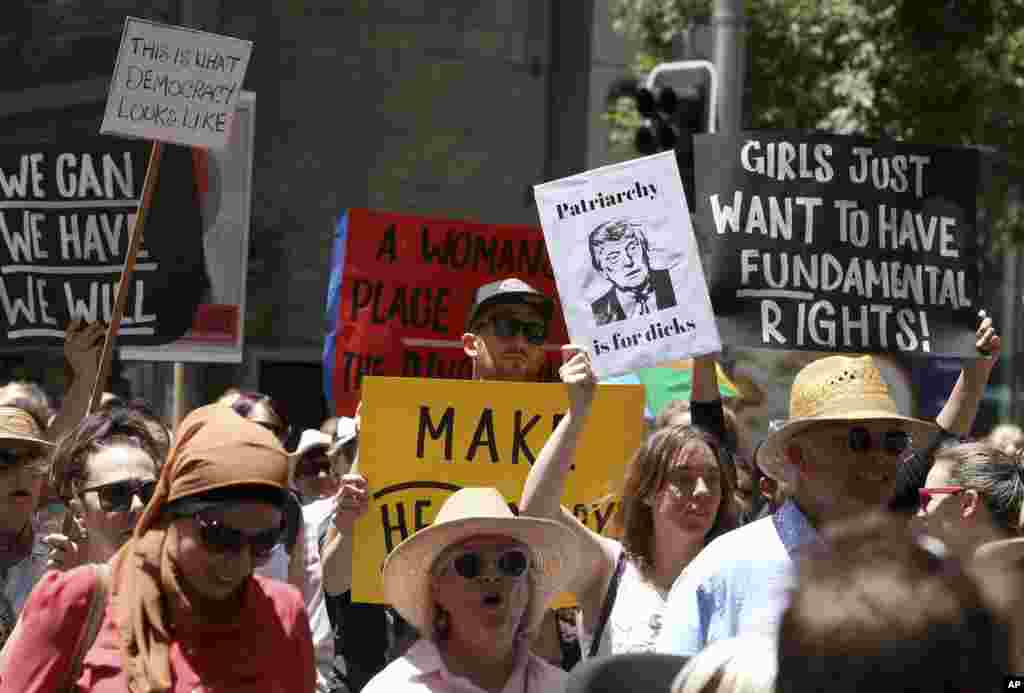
[0,404,315,693]
[362,487,580,693]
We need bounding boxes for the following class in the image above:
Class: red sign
[326,209,568,416]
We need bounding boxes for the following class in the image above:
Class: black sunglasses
[195,515,283,561]
[79,479,157,512]
[847,426,912,455]
[488,317,547,346]
[449,548,529,580]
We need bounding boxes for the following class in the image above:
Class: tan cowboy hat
[0,405,54,456]
[381,487,580,638]
[759,355,936,479]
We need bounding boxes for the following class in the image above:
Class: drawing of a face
[597,236,650,291]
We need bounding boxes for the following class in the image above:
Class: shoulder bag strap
[63,563,111,693]
[588,549,627,659]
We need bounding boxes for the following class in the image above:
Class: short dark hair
[777,511,1009,693]
[50,406,164,501]
[940,442,1024,534]
[230,391,291,443]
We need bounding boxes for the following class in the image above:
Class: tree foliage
[610,0,1024,246]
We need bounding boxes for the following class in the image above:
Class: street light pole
[712,0,746,133]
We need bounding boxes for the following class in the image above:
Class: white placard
[534,151,721,377]
[120,92,255,363]
[101,17,252,149]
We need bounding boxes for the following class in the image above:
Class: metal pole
[712,0,746,133]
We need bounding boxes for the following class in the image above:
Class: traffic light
[631,64,712,155]
[632,63,713,203]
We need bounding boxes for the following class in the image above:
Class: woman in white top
[519,349,737,658]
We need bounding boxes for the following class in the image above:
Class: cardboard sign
[693,132,981,356]
[101,17,252,149]
[533,151,721,378]
[120,92,255,363]
[352,376,645,603]
[324,209,570,416]
[0,141,203,346]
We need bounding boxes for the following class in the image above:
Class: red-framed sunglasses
[918,486,966,508]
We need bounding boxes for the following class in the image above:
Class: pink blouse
[0,566,315,693]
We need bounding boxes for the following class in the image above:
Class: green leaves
[610,0,1024,244]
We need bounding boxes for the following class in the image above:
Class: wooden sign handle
[88,141,165,414]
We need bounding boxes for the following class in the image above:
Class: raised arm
[46,320,104,443]
[519,346,618,605]
[935,311,1000,436]
[689,354,727,441]
[321,472,368,596]
[891,311,1000,512]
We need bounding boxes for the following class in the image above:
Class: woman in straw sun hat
[0,404,315,693]
[361,486,581,693]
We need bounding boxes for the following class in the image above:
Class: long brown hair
[614,424,737,578]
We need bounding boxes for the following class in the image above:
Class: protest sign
[0,140,203,346]
[121,92,255,363]
[324,208,569,416]
[693,132,981,356]
[533,151,721,378]
[101,17,252,150]
[351,376,645,603]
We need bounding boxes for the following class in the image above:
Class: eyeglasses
[445,548,530,580]
[79,479,157,512]
[918,486,966,508]
[487,317,547,346]
[845,427,912,455]
[195,515,283,562]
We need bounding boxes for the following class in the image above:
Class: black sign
[693,132,980,357]
[0,140,204,346]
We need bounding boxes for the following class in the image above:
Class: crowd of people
[0,277,1020,692]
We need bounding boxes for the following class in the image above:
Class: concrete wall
[224,1,555,351]
[0,1,641,427]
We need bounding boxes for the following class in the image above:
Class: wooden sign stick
[88,141,165,413]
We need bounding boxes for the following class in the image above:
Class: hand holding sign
[975,310,1000,358]
[334,472,370,533]
[560,345,597,415]
[92,18,252,413]
[64,319,105,380]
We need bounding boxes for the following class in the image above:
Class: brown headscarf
[111,404,289,693]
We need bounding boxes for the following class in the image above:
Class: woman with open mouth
[44,407,164,572]
[0,403,315,692]
[362,487,580,693]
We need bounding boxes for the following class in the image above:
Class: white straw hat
[381,487,580,638]
[759,355,936,478]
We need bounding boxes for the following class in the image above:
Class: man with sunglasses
[658,314,1001,658]
[345,279,559,680]
[462,278,554,383]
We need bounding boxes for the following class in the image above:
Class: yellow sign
[352,376,645,603]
